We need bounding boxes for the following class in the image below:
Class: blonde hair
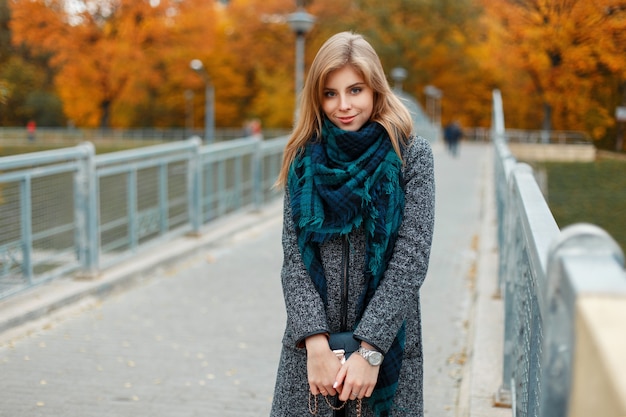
[275,31,413,188]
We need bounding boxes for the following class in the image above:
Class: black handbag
[329,331,360,359]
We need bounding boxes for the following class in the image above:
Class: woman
[271,32,435,417]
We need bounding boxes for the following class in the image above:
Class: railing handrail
[492,88,626,417]
[541,224,626,416]
[508,163,560,311]
[503,128,591,144]
[94,137,201,165]
[0,143,93,171]
[0,127,292,144]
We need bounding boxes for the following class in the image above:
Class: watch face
[369,352,383,366]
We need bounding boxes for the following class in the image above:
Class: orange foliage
[480,0,626,138]
[10,0,498,130]
[315,0,496,128]
[10,0,623,139]
[10,0,218,128]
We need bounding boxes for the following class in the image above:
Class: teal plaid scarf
[288,118,406,416]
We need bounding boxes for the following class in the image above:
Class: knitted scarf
[287,118,406,416]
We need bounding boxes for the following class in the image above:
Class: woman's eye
[351,87,362,94]
[324,91,336,98]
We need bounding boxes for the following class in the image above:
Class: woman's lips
[337,116,356,124]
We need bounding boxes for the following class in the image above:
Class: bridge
[0,91,624,417]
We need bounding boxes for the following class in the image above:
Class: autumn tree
[364,0,491,127]
[209,0,495,129]
[215,0,303,128]
[6,0,504,133]
[1,0,65,126]
[292,0,492,128]
[481,0,626,147]
[10,0,220,128]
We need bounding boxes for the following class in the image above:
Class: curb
[458,146,511,417]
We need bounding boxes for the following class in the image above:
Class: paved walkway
[0,142,510,417]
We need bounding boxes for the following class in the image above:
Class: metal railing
[492,89,626,417]
[0,135,287,299]
[463,127,591,144]
[501,129,591,144]
[0,127,291,145]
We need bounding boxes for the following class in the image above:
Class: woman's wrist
[305,333,330,351]
[360,340,376,351]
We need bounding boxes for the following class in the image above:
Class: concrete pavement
[0,141,510,417]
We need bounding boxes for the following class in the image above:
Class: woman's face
[321,65,374,132]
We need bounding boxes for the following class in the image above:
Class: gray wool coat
[270,136,435,417]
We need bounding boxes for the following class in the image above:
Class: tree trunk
[100,99,111,129]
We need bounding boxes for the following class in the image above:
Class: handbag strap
[309,392,362,417]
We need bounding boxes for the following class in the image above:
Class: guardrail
[0,135,287,299]
[491,89,626,417]
[501,129,591,144]
[0,127,291,145]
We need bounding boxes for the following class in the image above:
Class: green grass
[538,160,626,255]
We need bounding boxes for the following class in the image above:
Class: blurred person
[443,121,462,156]
[27,119,36,142]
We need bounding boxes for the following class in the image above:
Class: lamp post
[184,89,194,137]
[423,84,443,126]
[391,67,408,93]
[287,8,315,122]
[190,59,215,144]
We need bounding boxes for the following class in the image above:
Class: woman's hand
[333,342,380,402]
[305,334,342,397]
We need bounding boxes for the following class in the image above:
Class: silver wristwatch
[357,346,384,366]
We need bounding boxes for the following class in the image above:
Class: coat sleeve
[280,191,330,348]
[353,136,435,352]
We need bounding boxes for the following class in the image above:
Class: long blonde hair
[275,31,413,188]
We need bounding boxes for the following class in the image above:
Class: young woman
[271,31,435,417]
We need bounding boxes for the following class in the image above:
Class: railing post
[127,170,138,250]
[252,138,263,211]
[494,140,516,292]
[188,136,203,235]
[492,89,505,138]
[20,177,33,283]
[159,162,169,234]
[540,223,625,417]
[76,142,99,277]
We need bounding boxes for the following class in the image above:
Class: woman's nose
[339,94,351,110]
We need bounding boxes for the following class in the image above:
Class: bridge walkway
[0,141,509,417]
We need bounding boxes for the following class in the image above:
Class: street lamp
[287,8,315,122]
[184,89,194,137]
[190,59,215,144]
[423,85,443,127]
[391,67,408,93]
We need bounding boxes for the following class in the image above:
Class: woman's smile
[338,115,357,124]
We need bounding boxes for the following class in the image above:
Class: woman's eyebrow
[324,82,365,91]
